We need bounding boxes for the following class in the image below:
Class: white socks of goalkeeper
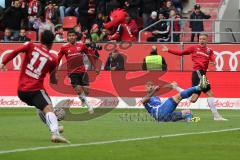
[79,93,93,112]
[46,112,59,135]
[207,97,222,118]
[172,85,184,93]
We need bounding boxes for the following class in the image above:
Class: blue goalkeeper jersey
[143,96,162,116]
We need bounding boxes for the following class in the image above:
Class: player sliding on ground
[141,76,210,122]
[0,30,69,143]
[162,33,227,121]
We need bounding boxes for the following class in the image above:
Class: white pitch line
[0,128,239,155]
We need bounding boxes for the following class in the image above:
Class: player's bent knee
[73,85,83,94]
[206,90,214,97]
[190,98,198,103]
[172,94,182,103]
[84,90,89,95]
[83,87,89,95]
[43,104,54,113]
[190,94,199,103]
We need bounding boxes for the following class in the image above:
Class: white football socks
[172,85,184,93]
[46,112,59,135]
[207,97,221,118]
[79,92,93,112]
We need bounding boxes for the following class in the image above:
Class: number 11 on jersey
[26,51,48,79]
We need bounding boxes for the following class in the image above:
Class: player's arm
[50,47,65,84]
[49,63,58,84]
[209,50,216,66]
[141,86,160,104]
[162,45,194,56]
[0,42,31,71]
[57,47,65,64]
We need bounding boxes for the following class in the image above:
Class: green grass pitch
[0,108,240,160]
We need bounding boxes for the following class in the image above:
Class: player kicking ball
[141,76,210,122]
[0,30,69,143]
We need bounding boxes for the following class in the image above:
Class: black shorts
[192,70,211,94]
[18,90,52,110]
[69,72,89,86]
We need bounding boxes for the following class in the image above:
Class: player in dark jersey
[142,76,209,122]
[0,30,69,143]
[161,33,227,121]
[56,30,99,114]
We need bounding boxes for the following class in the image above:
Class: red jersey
[58,42,96,73]
[2,42,58,91]
[168,44,215,71]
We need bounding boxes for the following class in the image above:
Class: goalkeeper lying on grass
[141,76,209,122]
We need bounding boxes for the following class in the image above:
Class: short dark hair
[20,27,26,31]
[194,4,201,10]
[67,30,77,35]
[4,28,11,31]
[41,30,55,47]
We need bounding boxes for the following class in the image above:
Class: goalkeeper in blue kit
[141,76,209,122]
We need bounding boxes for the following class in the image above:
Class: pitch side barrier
[0,42,240,71]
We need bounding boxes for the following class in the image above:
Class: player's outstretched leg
[200,75,227,121]
[43,105,70,143]
[176,75,209,101]
[37,100,67,133]
[207,95,228,121]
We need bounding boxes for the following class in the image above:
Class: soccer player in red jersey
[57,30,99,114]
[0,30,69,143]
[162,33,227,121]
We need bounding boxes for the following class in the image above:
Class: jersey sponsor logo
[67,52,83,57]
[196,51,209,57]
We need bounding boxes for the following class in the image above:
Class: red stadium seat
[63,16,77,29]
[140,31,152,42]
[26,31,37,41]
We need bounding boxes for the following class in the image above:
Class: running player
[142,76,209,122]
[161,33,227,121]
[56,30,99,114]
[0,30,69,143]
